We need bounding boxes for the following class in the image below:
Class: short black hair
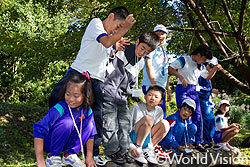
[179,102,195,115]
[59,71,94,110]
[109,6,129,20]
[138,31,160,51]
[191,44,213,60]
[146,85,165,100]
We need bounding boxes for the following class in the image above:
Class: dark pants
[91,78,104,156]
[49,68,104,156]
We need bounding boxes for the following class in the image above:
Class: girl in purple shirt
[33,71,97,167]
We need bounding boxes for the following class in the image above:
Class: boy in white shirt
[128,85,170,164]
[49,6,136,166]
[168,44,214,152]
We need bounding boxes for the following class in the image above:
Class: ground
[0,103,249,166]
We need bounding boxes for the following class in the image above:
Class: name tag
[196,86,200,91]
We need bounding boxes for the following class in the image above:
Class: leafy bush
[1,60,70,106]
[212,91,250,131]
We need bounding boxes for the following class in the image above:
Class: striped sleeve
[170,56,186,69]
[215,117,224,130]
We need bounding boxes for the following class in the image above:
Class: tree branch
[221,0,244,60]
[221,0,237,33]
[238,0,247,37]
[166,27,235,37]
[184,1,207,44]
[218,68,250,96]
[182,0,231,57]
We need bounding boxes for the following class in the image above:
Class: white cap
[182,99,196,111]
[218,100,230,107]
[206,56,218,65]
[153,24,168,34]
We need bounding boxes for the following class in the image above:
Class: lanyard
[135,51,139,88]
[183,120,189,146]
[160,46,166,66]
[68,105,85,162]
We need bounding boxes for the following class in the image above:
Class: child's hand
[187,143,195,149]
[130,148,139,158]
[180,76,188,87]
[215,64,222,71]
[122,14,136,30]
[235,123,242,129]
[116,37,130,51]
[178,146,185,152]
[212,88,219,95]
[85,156,97,167]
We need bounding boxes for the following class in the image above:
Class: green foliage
[0,103,47,166]
[0,0,109,105]
[212,91,250,131]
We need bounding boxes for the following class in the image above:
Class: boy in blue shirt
[198,57,222,148]
[160,99,197,154]
[49,6,136,166]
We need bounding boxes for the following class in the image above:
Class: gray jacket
[103,44,144,104]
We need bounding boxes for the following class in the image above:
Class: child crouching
[128,85,170,164]
[160,99,197,154]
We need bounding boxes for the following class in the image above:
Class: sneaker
[62,154,86,167]
[106,152,126,164]
[122,152,135,163]
[154,145,172,159]
[45,155,62,167]
[194,143,208,153]
[203,143,213,150]
[212,144,221,151]
[217,143,230,152]
[143,143,158,165]
[129,147,147,164]
[226,143,237,150]
[93,155,108,166]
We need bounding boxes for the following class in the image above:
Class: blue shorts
[130,130,151,148]
[213,131,222,144]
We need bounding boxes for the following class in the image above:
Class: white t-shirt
[215,114,228,132]
[71,18,109,82]
[170,56,208,85]
[129,103,163,130]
